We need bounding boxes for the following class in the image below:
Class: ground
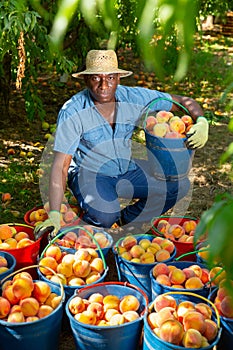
[0,37,232,349]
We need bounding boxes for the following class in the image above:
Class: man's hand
[34,210,61,240]
[186,116,209,149]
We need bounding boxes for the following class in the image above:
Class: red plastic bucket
[0,224,41,272]
[151,216,200,261]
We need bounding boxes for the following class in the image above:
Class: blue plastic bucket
[0,265,65,350]
[143,291,222,350]
[113,234,176,301]
[66,281,148,350]
[209,287,233,350]
[0,251,16,280]
[150,261,210,302]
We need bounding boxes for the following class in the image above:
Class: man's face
[84,74,120,104]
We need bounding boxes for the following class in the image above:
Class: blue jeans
[68,159,190,229]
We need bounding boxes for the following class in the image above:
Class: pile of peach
[213,283,233,318]
[154,219,203,244]
[27,202,79,227]
[0,271,62,323]
[39,245,105,287]
[0,224,35,250]
[152,263,210,290]
[0,255,10,275]
[56,225,111,250]
[147,294,219,347]
[116,235,175,264]
[145,111,194,139]
[68,292,142,326]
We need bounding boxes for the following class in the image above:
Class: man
[35,49,208,238]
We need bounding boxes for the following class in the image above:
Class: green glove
[34,210,61,240]
[186,116,209,149]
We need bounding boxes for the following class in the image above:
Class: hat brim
[72,69,133,79]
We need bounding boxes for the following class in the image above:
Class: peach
[87,302,104,320]
[34,208,48,222]
[195,303,212,320]
[85,271,101,284]
[60,203,68,214]
[109,313,125,325]
[93,232,109,248]
[139,238,151,250]
[13,271,33,282]
[176,301,195,322]
[10,305,22,313]
[32,281,51,303]
[146,116,157,131]
[183,268,196,279]
[209,267,226,286]
[147,312,159,329]
[74,248,91,261]
[2,284,19,305]
[0,267,9,274]
[39,256,58,275]
[75,310,97,325]
[104,309,119,322]
[57,261,73,278]
[178,234,189,242]
[181,115,193,127]
[217,286,228,301]
[122,310,139,322]
[63,210,76,223]
[15,231,29,242]
[159,319,184,345]
[189,264,203,279]
[152,263,170,277]
[155,307,176,327]
[200,268,210,284]
[121,236,137,250]
[17,238,34,248]
[19,297,40,317]
[67,276,85,286]
[140,251,155,264]
[0,224,13,240]
[62,253,76,265]
[45,245,62,261]
[165,131,181,138]
[121,251,132,261]
[0,256,8,268]
[159,239,174,254]
[156,220,170,234]
[169,268,186,285]
[78,225,94,237]
[85,248,99,259]
[156,274,171,286]
[156,110,174,123]
[168,224,185,239]
[185,276,204,289]
[73,259,91,278]
[26,316,39,322]
[76,236,93,248]
[88,292,104,304]
[153,294,177,312]
[0,242,11,249]
[63,231,77,244]
[0,296,11,318]
[182,329,203,348]
[119,295,140,313]
[183,311,206,334]
[220,296,233,318]
[5,237,17,248]
[49,273,67,285]
[45,292,61,308]
[90,257,104,274]
[152,236,165,244]
[203,319,218,341]
[153,123,169,137]
[29,211,36,223]
[129,244,145,258]
[7,311,25,323]
[147,242,161,255]
[69,296,86,315]
[182,220,197,233]
[12,276,34,299]
[155,249,170,262]
[37,305,54,318]
[2,192,11,202]
[103,295,120,312]
[169,118,186,134]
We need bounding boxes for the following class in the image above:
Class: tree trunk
[0,51,12,118]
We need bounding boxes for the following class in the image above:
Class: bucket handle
[150,215,198,237]
[40,225,107,270]
[75,281,149,316]
[0,264,65,303]
[142,97,191,129]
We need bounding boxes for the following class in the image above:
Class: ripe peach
[159,239,174,254]
[2,284,19,305]
[75,310,97,325]
[189,264,203,279]
[130,244,145,258]
[69,296,86,315]
[121,236,137,250]
[139,238,151,250]
[153,123,169,137]
[0,296,11,318]
[147,242,161,255]
[203,319,218,341]
[152,263,170,278]
[183,311,206,334]
[109,313,125,325]
[183,268,196,279]
[169,118,186,134]
[119,295,140,313]
[152,236,164,245]
[181,115,193,127]
[14,231,29,242]
[5,237,17,248]
[146,116,157,131]
[13,271,33,282]
[200,268,210,284]
[67,276,85,286]
[49,273,67,285]
[85,271,101,284]
[32,281,51,303]
[85,248,99,259]
[217,286,228,301]
[88,293,104,304]
[220,296,233,318]
[209,267,226,286]
[156,274,171,286]
[19,297,40,317]
[93,232,109,248]
[62,253,75,265]
[156,110,174,123]
[10,305,22,313]
[153,294,177,312]
[168,224,185,239]
[155,249,170,262]
[74,248,91,261]
[103,295,120,311]
[37,305,54,318]
[182,329,203,348]
[26,316,39,322]
[147,312,158,329]
[87,302,104,320]
[185,276,204,289]
[34,208,48,222]
[39,256,58,275]
[122,310,139,322]
[0,256,8,268]
[104,308,119,322]
[57,261,73,278]
[63,210,76,223]
[182,220,197,233]
[178,234,189,242]
[156,220,170,234]
[73,259,91,278]
[12,276,34,299]
[29,211,36,223]
[60,203,68,214]
[159,319,184,345]
[78,225,94,237]
[90,257,104,274]
[169,268,186,285]
[7,311,25,323]
[45,245,62,261]
[176,301,195,322]
[76,236,93,248]
[165,131,181,138]
[17,238,34,248]
[121,251,132,261]
[195,303,212,319]
[140,251,155,264]
[0,224,13,240]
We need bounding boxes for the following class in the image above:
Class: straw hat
[72,50,133,78]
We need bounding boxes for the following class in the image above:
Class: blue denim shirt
[54,85,172,176]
